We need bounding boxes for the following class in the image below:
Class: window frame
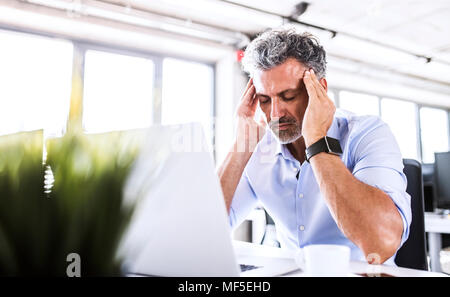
[0,25,217,158]
[380,97,420,161]
[74,41,216,137]
[417,105,450,164]
[330,86,450,164]
[0,26,75,137]
[337,89,381,116]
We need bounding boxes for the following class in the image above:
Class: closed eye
[258,96,271,104]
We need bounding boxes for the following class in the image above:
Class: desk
[233,240,447,277]
[425,212,450,272]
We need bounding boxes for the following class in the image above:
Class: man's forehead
[253,62,306,95]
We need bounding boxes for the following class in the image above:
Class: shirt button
[298,193,304,199]
[299,225,305,231]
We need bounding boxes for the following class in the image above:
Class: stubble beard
[269,117,302,144]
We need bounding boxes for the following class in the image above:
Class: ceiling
[113,0,450,62]
[95,0,450,102]
[3,0,450,105]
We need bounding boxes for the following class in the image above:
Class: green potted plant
[0,129,143,276]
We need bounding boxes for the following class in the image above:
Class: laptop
[117,122,299,277]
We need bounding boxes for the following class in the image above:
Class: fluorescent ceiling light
[399,60,450,83]
[24,0,248,46]
[327,34,418,68]
[151,0,283,28]
[0,3,232,62]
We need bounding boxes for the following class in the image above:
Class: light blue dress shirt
[229,109,412,265]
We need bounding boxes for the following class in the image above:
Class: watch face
[326,137,343,155]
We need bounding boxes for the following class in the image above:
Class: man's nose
[270,97,284,120]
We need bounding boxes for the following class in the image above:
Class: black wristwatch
[305,136,342,162]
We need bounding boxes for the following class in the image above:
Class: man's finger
[311,70,335,107]
[244,77,253,93]
[303,70,318,103]
[309,69,327,99]
[241,83,256,108]
[237,81,258,118]
[246,77,253,88]
[241,78,254,102]
[244,85,256,107]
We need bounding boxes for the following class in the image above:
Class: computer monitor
[434,152,450,210]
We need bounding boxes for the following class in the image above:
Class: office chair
[394,159,428,270]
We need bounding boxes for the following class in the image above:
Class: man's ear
[319,77,328,92]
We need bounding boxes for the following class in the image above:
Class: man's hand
[302,69,335,147]
[235,78,266,153]
[217,78,266,212]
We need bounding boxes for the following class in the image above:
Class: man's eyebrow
[278,88,300,96]
[256,87,300,98]
[256,80,305,98]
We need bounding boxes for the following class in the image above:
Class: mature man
[217,27,411,265]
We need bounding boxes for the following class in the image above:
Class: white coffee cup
[295,244,351,276]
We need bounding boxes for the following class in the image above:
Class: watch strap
[305,136,342,162]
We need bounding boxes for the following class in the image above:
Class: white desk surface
[425,212,450,234]
[233,240,447,277]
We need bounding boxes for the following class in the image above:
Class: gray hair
[241,27,327,78]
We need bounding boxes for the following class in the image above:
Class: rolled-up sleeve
[229,171,258,229]
[350,120,412,248]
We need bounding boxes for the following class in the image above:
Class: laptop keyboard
[239,264,260,272]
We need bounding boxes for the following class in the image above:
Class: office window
[339,91,379,116]
[381,98,418,160]
[0,30,73,137]
[83,50,154,133]
[420,107,449,163]
[162,58,214,146]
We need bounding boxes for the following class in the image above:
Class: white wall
[214,57,248,165]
